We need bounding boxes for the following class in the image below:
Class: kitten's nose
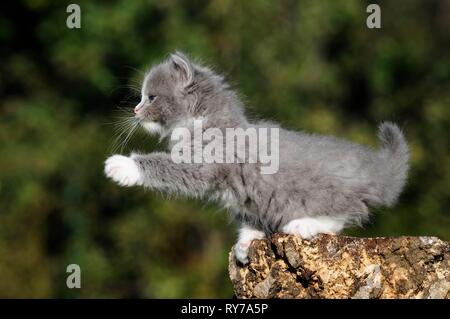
[134,102,143,114]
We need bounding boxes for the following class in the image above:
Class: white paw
[234,241,251,265]
[234,226,266,265]
[282,217,344,239]
[104,155,143,187]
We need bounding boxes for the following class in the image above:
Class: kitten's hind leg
[282,217,345,239]
[234,225,266,265]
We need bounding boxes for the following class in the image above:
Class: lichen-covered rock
[228,234,450,299]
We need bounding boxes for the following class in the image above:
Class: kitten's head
[133,52,245,136]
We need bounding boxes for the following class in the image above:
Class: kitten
[105,52,409,264]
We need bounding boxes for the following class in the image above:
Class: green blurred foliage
[0,0,449,297]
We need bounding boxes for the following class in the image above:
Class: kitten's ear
[170,51,193,86]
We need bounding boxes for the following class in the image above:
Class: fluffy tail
[377,122,410,206]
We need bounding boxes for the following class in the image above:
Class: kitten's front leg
[234,225,266,265]
[129,152,217,197]
[104,155,143,187]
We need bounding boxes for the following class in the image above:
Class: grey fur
[122,52,410,234]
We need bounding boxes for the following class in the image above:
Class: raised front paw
[104,155,143,187]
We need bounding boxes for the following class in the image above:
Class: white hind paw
[282,217,344,239]
[234,241,251,265]
[234,226,265,265]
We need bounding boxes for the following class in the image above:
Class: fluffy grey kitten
[105,52,409,264]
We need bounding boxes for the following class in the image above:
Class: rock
[228,233,450,299]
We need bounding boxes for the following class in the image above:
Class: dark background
[0,0,449,297]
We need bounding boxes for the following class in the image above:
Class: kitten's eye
[148,95,156,102]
